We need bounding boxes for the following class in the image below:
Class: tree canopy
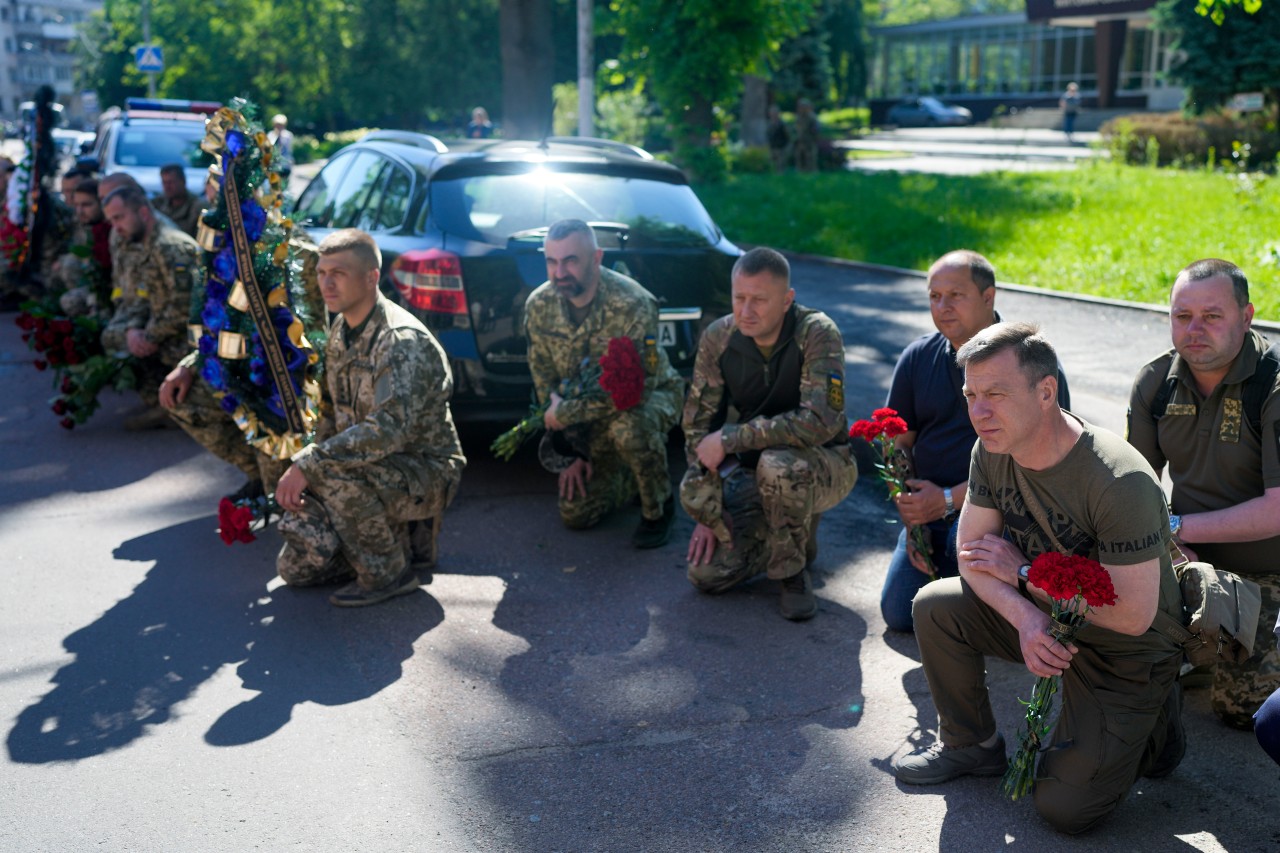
[1155,0,1280,115]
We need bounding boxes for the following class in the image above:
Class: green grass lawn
[695,163,1280,320]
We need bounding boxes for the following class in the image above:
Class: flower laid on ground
[216,494,281,545]
[848,406,936,580]
[1001,552,1117,800]
[491,336,647,461]
[14,301,136,428]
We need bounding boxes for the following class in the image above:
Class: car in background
[293,133,740,420]
[78,98,220,197]
[886,97,973,128]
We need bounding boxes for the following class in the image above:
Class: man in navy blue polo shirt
[881,251,1070,631]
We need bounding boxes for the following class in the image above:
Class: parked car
[293,133,741,420]
[886,97,973,128]
[77,98,220,197]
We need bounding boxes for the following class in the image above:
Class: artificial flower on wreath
[491,336,647,460]
[848,406,937,580]
[190,98,327,542]
[1001,552,1117,800]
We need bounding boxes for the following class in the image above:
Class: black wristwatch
[1017,563,1031,596]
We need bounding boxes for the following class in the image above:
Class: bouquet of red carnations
[849,407,936,580]
[491,336,646,461]
[1002,552,1117,800]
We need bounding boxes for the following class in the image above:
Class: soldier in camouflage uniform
[1127,258,1280,731]
[275,229,465,608]
[792,99,820,173]
[523,218,684,548]
[151,164,204,238]
[54,179,113,315]
[99,183,200,427]
[682,247,857,620]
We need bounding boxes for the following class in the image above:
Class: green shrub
[1100,112,1280,169]
[730,145,773,174]
[293,128,378,163]
[818,106,869,138]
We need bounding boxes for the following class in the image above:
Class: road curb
[776,249,1280,333]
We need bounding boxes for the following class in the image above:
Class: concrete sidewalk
[839,126,1105,174]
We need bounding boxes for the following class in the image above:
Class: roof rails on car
[542,136,654,160]
[362,130,449,153]
[124,97,222,115]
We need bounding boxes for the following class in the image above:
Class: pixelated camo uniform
[100,223,200,402]
[277,294,466,591]
[681,304,857,586]
[523,266,684,528]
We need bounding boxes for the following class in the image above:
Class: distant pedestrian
[1059,82,1080,142]
[467,107,493,139]
[268,114,294,180]
[793,99,819,172]
[766,105,790,172]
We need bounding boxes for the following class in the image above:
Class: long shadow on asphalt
[6,516,442,762]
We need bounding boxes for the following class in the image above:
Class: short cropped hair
[73,178,100,198]
[732,246,790,284]
[159,163,186,180]
[318,228,382,272]
[546,218,597,249]
[62,166,93,182]
[956,321,1058,388]
[101,184,149,212]
[930,249,995,292]
[1178,258,1248,307]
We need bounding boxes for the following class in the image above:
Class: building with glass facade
[869,1,1182,123]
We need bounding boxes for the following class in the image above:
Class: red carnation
[872,407,898,421]
[61,376,74,393]
[33,359,47,371]
[848,419,881,441]
[879,416,909,438]
[217,497,258,545]
[51,399,67,416]
[598,336,645,412]
[59,417,74,430]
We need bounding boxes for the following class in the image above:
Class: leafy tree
[872,0,1023,26]
[1196,0,1263,25]
[610,0,820,179]
[1155,0,1280,119]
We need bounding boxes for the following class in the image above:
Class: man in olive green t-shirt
[1127,258,1280,731]
[894,322,1183,835]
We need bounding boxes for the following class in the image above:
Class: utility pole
[577,0,593,138]
[142,0,156,98]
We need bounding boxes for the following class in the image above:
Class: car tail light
[391,249,468,315]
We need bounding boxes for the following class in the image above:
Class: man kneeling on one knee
[681,247,857,621]
[892,322,1184,834]
[274,229,466,607]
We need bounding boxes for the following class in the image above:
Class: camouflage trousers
[169,376,288,487]
[1212,572,1280,730]
[558,388,680,529]
[277,459,459,591]
[685,444,857,590]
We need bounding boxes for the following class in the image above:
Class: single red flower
[33,359,47,371]
[872,407,898,421]
[59,417,74,430]
[879,416,909,438]
[61,376,74,394]
[51,399,67,415]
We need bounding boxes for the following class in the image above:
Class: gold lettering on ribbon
[222,151,305,434]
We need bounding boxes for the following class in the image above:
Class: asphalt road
[1,260,1276,852]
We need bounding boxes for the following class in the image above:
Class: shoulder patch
[644,334,659,373]
[827,373,844,411]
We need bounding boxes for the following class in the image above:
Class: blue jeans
[1256,686,1280,766]
[880,521,960,632]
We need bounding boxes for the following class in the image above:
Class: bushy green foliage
[1100,112,1280,168]
[695,164,1280,318]
[730,145,774,174]
[1155,0,1280,116]
[292,129,376,164]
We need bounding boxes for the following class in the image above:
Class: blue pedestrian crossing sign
[135,45,164,73]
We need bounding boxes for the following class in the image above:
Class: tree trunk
[500,0,555,140]
[741,74,768,147]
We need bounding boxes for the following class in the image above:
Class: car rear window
[115,124,211,169]
[430,170,721,248]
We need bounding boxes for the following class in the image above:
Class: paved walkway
[839,126,1105,174]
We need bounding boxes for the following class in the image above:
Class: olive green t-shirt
[969,415,1183,649]
[1127,329,1280,577]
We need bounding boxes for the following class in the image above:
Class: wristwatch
[1017,563,1031,596]
[1169,514,1183,540]
[943,487,957,521]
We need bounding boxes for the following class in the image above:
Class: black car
[293,133,740,420]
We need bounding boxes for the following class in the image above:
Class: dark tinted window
[430,170,720,247]
[368,165,412,231]
[330,152,386,228]
[294,152,355,226]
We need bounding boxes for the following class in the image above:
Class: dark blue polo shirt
[886,330,1071,489]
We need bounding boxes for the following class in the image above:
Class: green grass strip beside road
[696,163,1280,320]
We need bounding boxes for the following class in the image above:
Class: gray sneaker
[894,734,1008,785]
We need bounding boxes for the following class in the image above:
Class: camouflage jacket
[101,222,200,367]
[151,190,204,238]
[523,266,683,427]
[683,304,849,468]
[292,294,466,495]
